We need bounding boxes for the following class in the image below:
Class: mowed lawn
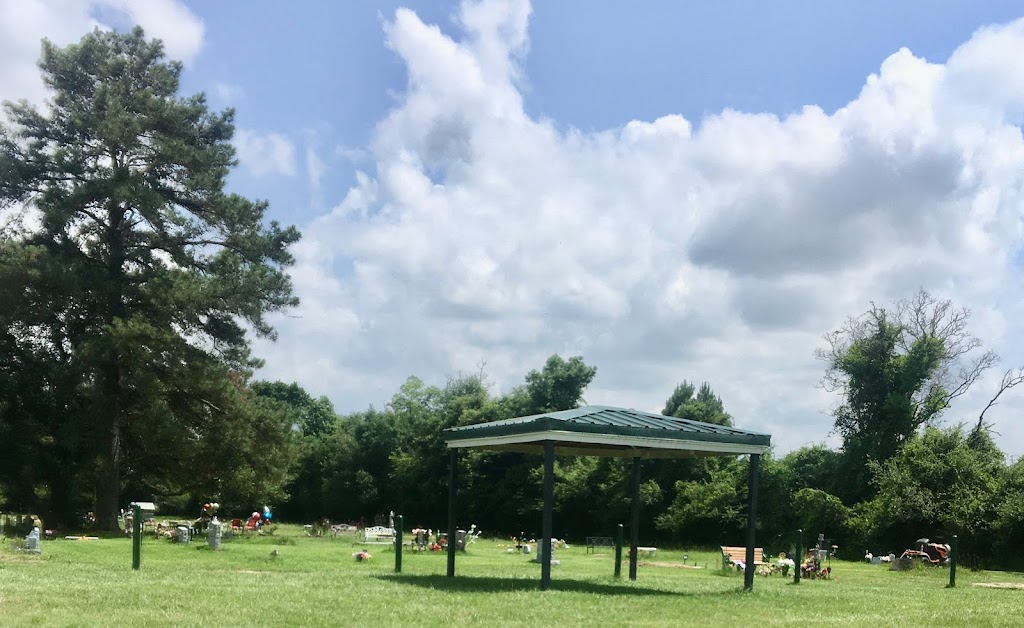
[2,525,1023,626]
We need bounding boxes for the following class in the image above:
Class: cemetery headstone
[25,525,41,554]
[207,517,222,549]
[531,538,559,565]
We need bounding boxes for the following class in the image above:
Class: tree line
[257,293,1024,571]
[2,30,1022,570]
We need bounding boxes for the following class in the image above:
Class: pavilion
[441,405,771,590]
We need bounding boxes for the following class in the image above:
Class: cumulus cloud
[306,146,326,193]
[234,130,298,177]
[6,0,1023,456]
[101,0,204,64]
[252,2,1024,457]
[0,0,203,106]
[211,82,244,104]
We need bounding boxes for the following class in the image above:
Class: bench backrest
[721,546,766,564]
[363,526,396,541]
[364,526,394,536]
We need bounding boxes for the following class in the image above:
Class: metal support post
[794,528,802,584]
[395,515,404,573]
[629,457,642,581]
[744,453,760,591]
[948,535,958,588]
[541,440,555,591]
[614,524,624,578]
[447,449,458,577]
[132,504,141,570]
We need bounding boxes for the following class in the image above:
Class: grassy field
[2,524,1023,626]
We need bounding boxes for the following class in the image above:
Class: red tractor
[899,538,950,565]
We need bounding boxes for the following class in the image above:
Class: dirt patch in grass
[236,570,269,574]
[973,583,1024,590]
[0,551,43,563]
[638,561,703,569]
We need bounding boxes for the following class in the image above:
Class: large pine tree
[0,28,300,530]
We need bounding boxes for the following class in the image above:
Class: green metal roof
[443,405,770,458]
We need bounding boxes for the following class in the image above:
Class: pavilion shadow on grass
[442,406,771,590]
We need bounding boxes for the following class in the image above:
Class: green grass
[2,525,1023,626]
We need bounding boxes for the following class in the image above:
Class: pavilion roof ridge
[445,404,769,439]
[443,406,771,459]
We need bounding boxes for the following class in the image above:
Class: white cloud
[211,82,244,104]
[1,0,96,105]
[306,146,326,193]
[6,0,1024,458]
[234,130,298,177]
[336,145,369,163]
[101,0,204,64]
[254,4,1024,459]
[0,0,203,107]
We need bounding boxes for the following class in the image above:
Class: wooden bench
[721,546,767,570]
[586,536,614,553]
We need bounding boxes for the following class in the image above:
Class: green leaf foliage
[793,488,850,542]
[520,355,598,414]
[0,28,299,529]
[662,380,732,426]
[863,426,1004,564]
[655,461,746,544]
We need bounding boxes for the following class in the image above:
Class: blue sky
[4,1,1024,458]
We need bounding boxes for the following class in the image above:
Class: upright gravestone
[531,539,559,566]
[207,516,222,550]
[25,525,41,554]
[176,525,191,544]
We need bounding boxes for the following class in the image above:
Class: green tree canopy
[863,426,1005,563]
[252,381,337,437]
[793,488,850,543]
[778,445,844,496]
[817,291,997,500]
[655,462,746,543]
[993,457,1024,568]
[0,28,299,530]
[662,380,732,426]
[515,354,598,415]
